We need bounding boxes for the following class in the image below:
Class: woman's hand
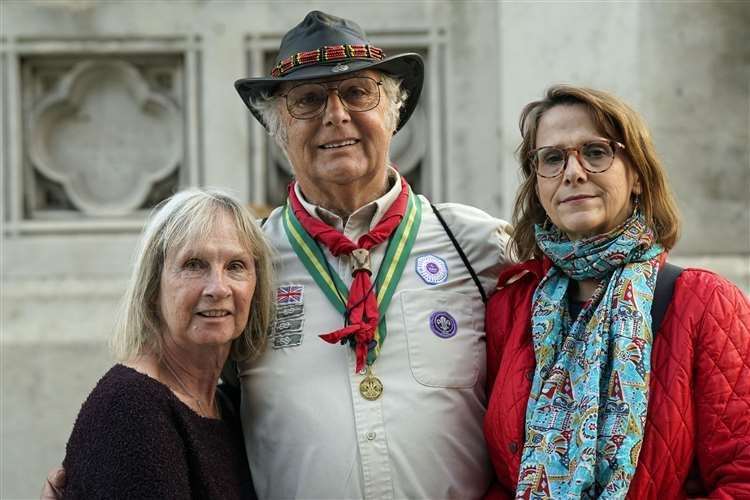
[40,467,64,500]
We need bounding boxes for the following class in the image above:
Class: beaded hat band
[271,44,386,78]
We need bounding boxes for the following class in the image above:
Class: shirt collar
[294,167,403,236]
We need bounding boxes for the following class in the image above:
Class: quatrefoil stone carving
[30,60,182,216]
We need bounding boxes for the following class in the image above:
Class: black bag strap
[430,203,487,304]
[651,262,683,335]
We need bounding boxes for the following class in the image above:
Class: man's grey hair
[250,72,409,150]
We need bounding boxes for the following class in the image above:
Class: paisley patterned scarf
[516,211,663,499]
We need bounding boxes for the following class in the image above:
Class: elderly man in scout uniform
[234,11,512,499]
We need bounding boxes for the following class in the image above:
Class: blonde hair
[111,188,275,362]
[512,84,682,260]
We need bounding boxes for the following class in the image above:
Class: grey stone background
[1,1,748,498]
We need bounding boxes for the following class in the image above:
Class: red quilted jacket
[484,258,750,499]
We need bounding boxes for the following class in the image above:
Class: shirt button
[509,441,518,453]
[366,431,376,441]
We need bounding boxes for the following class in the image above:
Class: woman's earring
[632,194,641,215]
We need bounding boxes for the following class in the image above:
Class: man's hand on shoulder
[40,467,64,500]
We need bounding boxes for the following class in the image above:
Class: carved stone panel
[22,55,185,218]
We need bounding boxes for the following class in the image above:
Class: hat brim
[234,53,424,133]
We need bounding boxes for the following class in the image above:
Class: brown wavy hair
[512,84,681,260]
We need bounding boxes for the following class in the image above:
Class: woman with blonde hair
[60,188,274,499]
[484,85,750,498]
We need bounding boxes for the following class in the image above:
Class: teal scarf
[516,212,663,499]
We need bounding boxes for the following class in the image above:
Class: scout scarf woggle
[516,211,663,499]
[283,178,421,374]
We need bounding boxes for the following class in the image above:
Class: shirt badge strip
[273,334,303,349]
[271,314,304,348]
[415,254,448,285]
[276,303,304,319]
[274,318,304,334]
[272,284,305,349]
[430,311,457,339]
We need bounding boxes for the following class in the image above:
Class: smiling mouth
[319,139,359,149]
[561,195,595,203]
[197,310,231,318]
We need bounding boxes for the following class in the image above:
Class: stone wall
[2,1,748,497]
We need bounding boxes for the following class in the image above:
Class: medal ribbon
[282,178,421,372]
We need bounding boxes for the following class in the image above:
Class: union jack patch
[272,284,305,349]
[276,285,304,304]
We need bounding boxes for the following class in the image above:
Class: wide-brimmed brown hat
[234,10,423,133]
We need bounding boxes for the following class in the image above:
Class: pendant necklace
[359,365,384,401]
[318,239,391,401]
[286,191,422,402]
[162,360,217,418]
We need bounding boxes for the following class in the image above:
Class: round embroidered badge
[415,254,448,285]
[429,311,457,339]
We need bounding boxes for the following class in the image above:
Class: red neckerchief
[287,178,409,372]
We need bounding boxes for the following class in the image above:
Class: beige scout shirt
[240,170,512,500]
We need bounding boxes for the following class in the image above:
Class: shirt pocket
[400,290,481,388]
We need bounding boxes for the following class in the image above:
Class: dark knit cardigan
[63,364,255,500]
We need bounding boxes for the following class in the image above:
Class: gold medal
[359,366,383,401]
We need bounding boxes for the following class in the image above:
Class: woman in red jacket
[484,84,750,498]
